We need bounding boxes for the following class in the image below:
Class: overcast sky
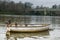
[12,0,60,8]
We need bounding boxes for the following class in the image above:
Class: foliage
[0,0,60,16]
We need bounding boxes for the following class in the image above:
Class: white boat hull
[7,26,49,32]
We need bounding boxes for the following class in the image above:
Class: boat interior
[7,23,50,27]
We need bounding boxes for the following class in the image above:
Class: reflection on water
[10,31,49,38]
[0,16,60,40]
[0,26,7,40]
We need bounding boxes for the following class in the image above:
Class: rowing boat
[7,24,50,32]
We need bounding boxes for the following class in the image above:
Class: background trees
[0,0,60,16]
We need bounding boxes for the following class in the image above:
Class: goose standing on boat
[15,22,18,27]
[6,19,11,27]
